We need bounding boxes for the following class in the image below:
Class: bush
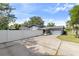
[62,30,67,35]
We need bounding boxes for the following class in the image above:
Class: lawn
[57,31,79,43]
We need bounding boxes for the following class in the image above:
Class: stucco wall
[0,30,43,43]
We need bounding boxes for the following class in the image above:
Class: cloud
[10,3,38,23]
[43,3,75,14]
[75,3,79,5]
[54,3,75,13]
[11,3,37,19]
[19,4,36,13]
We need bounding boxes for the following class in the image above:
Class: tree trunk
[75,24,79,38]
[75,29,79,38]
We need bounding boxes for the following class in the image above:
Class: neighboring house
[19,26,30,30]
[19,25,41,30]
[30,25,42,30]
[40,26,65,35]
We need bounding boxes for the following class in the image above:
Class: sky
[10,3,77,26]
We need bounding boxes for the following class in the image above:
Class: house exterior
[40,26,65,35]
[19,26,29,30]
[19,25,43,30]
[50,26,64,35]
[30,25,42,30]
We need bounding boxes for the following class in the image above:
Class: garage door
[50,30,62,35]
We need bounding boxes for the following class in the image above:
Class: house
[19,25,43,30]
[19,26,30,30]
[30,25,43,30]
[40,26,65,35]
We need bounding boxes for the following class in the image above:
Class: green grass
[57,32,79,43]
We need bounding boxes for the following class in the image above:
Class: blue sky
[10,3,77,26]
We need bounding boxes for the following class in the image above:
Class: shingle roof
[40,26,65,30]
[29,25,43,28]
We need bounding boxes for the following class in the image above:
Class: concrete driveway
[24,35,61,55]
[0,35,79,56]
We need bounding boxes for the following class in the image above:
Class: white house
[30,25,42,30]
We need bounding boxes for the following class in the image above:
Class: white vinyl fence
[0,30,43,43]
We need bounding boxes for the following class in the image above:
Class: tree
[14,24,21,30]
[0,16,8,29]
[22,21,29,27]
[66,20,72,31]
[28,16,44,27]
[0,3,16,30]
[69,5,79,38]
[47,22,55,27]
